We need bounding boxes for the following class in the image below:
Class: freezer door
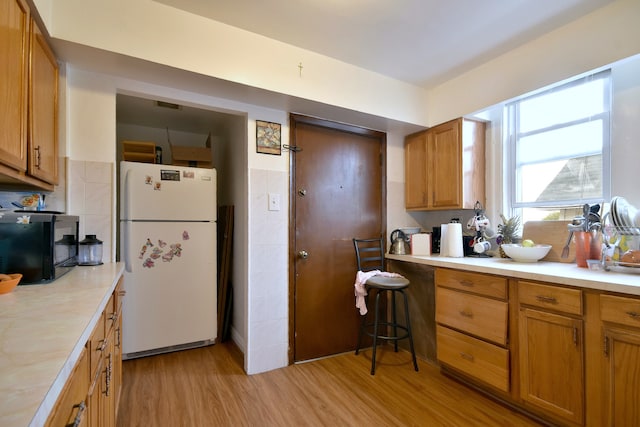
[121,221,216,355]
[120,161,216,221]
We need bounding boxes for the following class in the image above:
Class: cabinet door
[602,327,640,426]
[519,308,584,425]
[0,0,29,172]
[428,120,461,209]
[405,131,428,209]
[28,17,58,184]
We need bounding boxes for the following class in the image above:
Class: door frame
[287,113,388,364]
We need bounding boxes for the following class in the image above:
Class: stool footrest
[363,323,410,341]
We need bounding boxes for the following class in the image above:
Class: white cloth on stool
[354,270,404,315]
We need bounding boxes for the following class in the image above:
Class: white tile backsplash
[68,159,113,262]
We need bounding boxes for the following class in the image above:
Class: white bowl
[400,227,421,235]
[501,243,552,262]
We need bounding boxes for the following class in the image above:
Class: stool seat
[365,276,409,289]
[353,237,419,375]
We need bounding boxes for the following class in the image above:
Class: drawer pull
[70,401,86,427]
[460,352,474,362]
[535,295,557,304]
[459,310,473,318]
[626,311,640,320]
[459,280,474,287]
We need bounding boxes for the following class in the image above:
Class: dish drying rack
[601,224,640,272]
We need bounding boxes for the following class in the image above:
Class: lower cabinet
[598,294,640,426]
[45,348,89,427]
[435,268,510,394]
[46,277,124,427]
[435,267,640,427]
[517,281,584,426]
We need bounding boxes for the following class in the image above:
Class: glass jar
[78,235,103,266]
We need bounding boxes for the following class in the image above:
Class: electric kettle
[389,229,410,255]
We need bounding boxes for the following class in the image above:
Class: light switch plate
[268,193,281,211]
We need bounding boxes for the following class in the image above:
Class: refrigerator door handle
[123,220,132,273]
[123,167,132,220]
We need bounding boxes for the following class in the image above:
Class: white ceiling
[155,0,614,88]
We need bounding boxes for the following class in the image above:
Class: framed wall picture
[256,120,282,155]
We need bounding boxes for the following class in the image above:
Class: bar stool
[353,237,419,375]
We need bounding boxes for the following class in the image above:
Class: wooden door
[429,119,461,209]
[602,326,640,426]
[290,114,385,362]
[518,308,584,425]
[0,0,29,172]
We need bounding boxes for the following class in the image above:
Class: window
[505,70,611,222]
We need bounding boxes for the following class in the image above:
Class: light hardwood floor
[116,342,542,426]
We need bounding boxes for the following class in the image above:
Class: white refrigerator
[120,161,217,359]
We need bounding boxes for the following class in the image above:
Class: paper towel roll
[447,223,464,258]
[440,224,449,257]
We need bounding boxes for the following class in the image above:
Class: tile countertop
[0,262,125,427]
[386,254,640,295]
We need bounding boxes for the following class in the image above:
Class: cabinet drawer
[114,277,125,313]
[436,287,508,345]
[518,281,582,315]
[437,325,509,392]
[45,348,89,427]
[600,294,640,328]
[88,311,106,379]
[105,292,116,332]
[436,268,507,300]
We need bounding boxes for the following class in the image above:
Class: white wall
[63,65,301,373]
[426,0,640,125]
[46,0,428,127]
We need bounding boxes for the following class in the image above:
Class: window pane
[516,155,602,203]
[519,79,606,132]
[517,121,603,165]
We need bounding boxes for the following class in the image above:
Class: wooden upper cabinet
[405,131,428,209]
[28,16,58,185]
[404,118,485,210]
[0,2,57,190]
[0,0,29,173]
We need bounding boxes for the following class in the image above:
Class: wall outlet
[268,193,281,211]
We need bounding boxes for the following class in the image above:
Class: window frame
[504,70,612,214]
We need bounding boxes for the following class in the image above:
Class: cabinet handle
[460,352,474,362]
[116,328,121,347]
[459,280,474,287]
[118,290,127,297]
[34,146,41,169]
[69,401,86,427]
[626,311,640,320]
[98,339,107,353]
[573,327,578,346]
[604,335,610,357]
[459,310,473,318]
[535,295,558,304]
[103,354,112,397]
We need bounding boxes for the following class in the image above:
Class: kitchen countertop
[387,254,640,295]
[0,262,124,427]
